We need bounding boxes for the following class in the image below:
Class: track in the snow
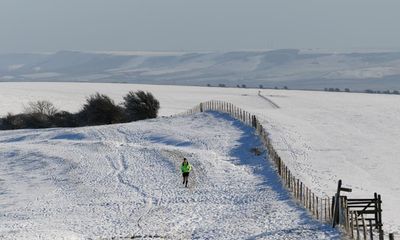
[258,92,280,109]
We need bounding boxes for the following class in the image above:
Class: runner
[180,157,192,187]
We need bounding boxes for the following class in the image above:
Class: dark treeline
[324,87,400,95]
[0,90,160,130]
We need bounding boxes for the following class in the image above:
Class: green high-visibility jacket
[181,163,192,173]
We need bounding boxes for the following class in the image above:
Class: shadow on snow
[205,111,339,238]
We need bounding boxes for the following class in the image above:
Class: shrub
[24,113,52,128]
[123,90,160,121]
[50,111,78,127]
[0,91,161,131]
[78,93,126,126]
[0,113,21,130]
[365,89,374,94]
[0,113,51,129]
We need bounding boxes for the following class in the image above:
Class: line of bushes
[0,90,160,130]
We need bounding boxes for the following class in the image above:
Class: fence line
[175,100,397,240]
[176,100,331,221]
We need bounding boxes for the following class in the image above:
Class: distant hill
[1,49,400,91]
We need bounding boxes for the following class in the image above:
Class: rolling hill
[1,49,400,91]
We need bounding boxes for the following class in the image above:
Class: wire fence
[175,100,398,240]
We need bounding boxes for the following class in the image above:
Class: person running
[181,157,192,187]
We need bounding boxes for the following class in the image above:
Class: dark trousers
[182,172,189,186]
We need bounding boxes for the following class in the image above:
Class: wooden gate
[332,180,387,240]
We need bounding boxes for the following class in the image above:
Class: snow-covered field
[2,49,400,90]
[0,112,339,239]
[0,82,399,235]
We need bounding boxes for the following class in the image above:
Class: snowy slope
[0,82,399,234]
[0,112,339,239]
[2,50,400,90]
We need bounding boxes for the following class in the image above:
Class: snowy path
[0,112,339,239]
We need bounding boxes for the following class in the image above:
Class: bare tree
[24,100,58,116]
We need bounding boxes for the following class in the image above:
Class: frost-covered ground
[0,112,339,239]
[0,82,399,234]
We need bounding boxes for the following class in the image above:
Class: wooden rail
[176,100,397,240]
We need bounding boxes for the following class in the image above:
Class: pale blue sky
[1,0,400,53]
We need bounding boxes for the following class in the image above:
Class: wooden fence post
[312,193,315,216]
[329,197,332,221]
[344,197,350,233]
[300,184,304,206]
[389,233,394,240]
[350,211,354,239]
[378,194,382,234]
[321,197,324,221]
[361,213,367,240]
[368,219,373,240]
[278,157,282,176]
[355,211,360,240]
[306,188,310,210]
[379,231,384,240]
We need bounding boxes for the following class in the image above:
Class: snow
[324,66,400,79]
[2,50,400,90]
[0,82,399,235]
[0,112,339,239]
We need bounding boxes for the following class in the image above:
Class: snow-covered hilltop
[0,82,399,236]
[2,49,400,91]
[0,112,339,239]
